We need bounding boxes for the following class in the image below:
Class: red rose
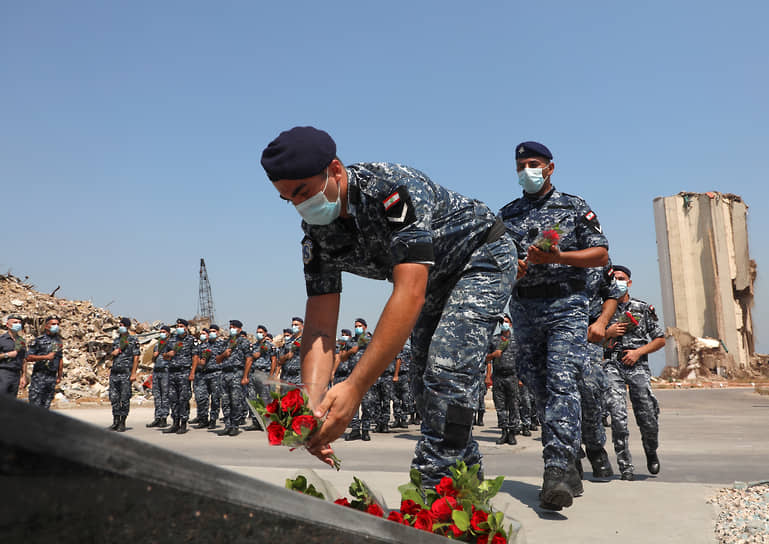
[265,399,280,414]
[543,229,560,243]
[266,422,285,445]
[477,536,488,544]
[491,533,507,544]
[334,498,351,507]
[430,496,459,522]
[291,415,317,435]
[387,511,406,524]
[366,503,385,517]
[400,499,421,516]
[280,388,304,415]
[448,524,464,538]
[471,509,489,531]
[435,476,458,497]
[414,509,434,532]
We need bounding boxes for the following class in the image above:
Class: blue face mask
[230,328,238,337]
[501,322,511,331]
[49,325,60,334]
[518,167,546,194]
[10,323,22,332]
[355,326,364,335]
[208,332,217,340]
[176,327,186,336]
[256,333,264,341]
[294,171,341,225]
[118,326,127,334]
[341,335,350,342]
[615,280,628,296]
[291,325,300,334]
[200,334,208,342]
[159,332,168,340]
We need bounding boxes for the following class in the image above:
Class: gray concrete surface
[59,388,769,543]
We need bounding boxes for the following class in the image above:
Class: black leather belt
[605,351,648,363]
[514,279,586,299]
[484,216,506,244]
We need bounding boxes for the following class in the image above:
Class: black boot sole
[540,484,573,510]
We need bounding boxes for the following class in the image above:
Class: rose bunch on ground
[248,380,341,470]
[532,224,562,252]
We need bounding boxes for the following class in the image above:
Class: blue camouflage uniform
[279,334,303,385]
[334,338,357,385]
[301,162,515,485]
[151,338,172,420]
[109,334,140,418]
[349,331,374,432]
[248,337,274,417]
[604,297,664,475]
[194,338,225,424]
[28,332,63,409]
[368,352,396,431]
[392,341,415,424]
[219,335,251,430]
[0,331,26,397]
[501,186,608,471]
[488,331,521,433]
[580,264,622,453]
[167,333,195,423]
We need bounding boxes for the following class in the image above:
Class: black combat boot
[189,417,199,425]
[115,416,126,433]
[228,426,239,436]
[217,426,231,436]
[496,430,509,445]
[506,431,517,445]
[244,419,262,431]
[520,426,532,437]
[110,416,120,430]
[194,418,210,429]
[620,470,635,481]
[208,419,217,430]
[409,413,419,425]
[539,467,574,510]
[163,418,180,434]
[345,429,362,441]
[157,417,168,428]
[567,458,584,497]
[380,423,389,433]
[361,430,371,441]
[146,418,162,428]
[586,447,614,479]
[646,450,660,475]
[397,418,409,428]
[176,420,188,434]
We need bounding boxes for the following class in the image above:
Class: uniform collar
[523,185,556,203]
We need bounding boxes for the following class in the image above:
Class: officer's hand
[223,348,232,357]
[392,375,399,382]
[587,322,607,343]
[307,380,361,453]
[111,348,121,357]
[19,374,27,389]
[188,373,195,382]
[241,376,249,386]
[485,377,493,388]
[45,352,55,360]
[5,350,18,359]
[516,259,528,279]
[621,349,641,366]
[527,245,561,265]
[606,323,627,338]
[129,373,136,383]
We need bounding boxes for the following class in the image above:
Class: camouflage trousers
[29,372,57,409]
[109,372,132,417]
[518,382,535,429]
[511,292,588,471]
[604,360,660,473]
[410,235,515,486]
[477,382,488,414]
[392,375,415,420]
[579,342,609,451]
[362,378,394,429]
[0,368,21,397]
[492,373,520,431]
[246,369,270,422]
[220,370,245,428]
[151,369,170,419]
[195,371,222,423]
[168,371,192,422]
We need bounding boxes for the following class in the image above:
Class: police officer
[518,382,536,436]
[391,339,414,428]
[192,325,225,429]
[109,317,140,432]
[26,316,64,409]
[277,317,304,385]
[603,265,665,480]
[215,319,252,436]
[350,319,376,440]
[486,315,520,445]
[371,351,396,434]
[162,318,195,434]
[244,325,274,431]
[147,325,172,428]
[500,141,609,510]
[580,263,622,478]
[0,315,27,397]
[189,327,209,426]
[331,328,353,382]
[261,126,515,485]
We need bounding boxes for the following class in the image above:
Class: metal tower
[198,258,216,324]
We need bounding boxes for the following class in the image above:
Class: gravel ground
[709,482,769,543]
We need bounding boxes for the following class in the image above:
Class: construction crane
[198,258,216,325]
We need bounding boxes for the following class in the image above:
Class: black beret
[291,317,304,324]
[201,328,209,333]
[261,126,336,182]
[283,328,291,334]
[176,318,189,326]
[266,333,273,340]
[8,315,22,321]
[341,328,352,336]
[256,324,267,332]
[119,317,131,328]
[45,315,60,323]
[209,324,220,331]
[239,330,248,337]
[160,325,171,332]
[355,318,367,327]
[613,265,632,278]
[230,319,243,329]
[515,141,553,161]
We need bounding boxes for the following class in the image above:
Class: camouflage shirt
[488,331,517,375]
[220,335,251,372]
[587,263,623,324]
[29,333,63,375]
[396,342,412,375]
[302,163,500,296]
[500,187,608,290]
[280,334,302,377]
[152,338,172,370]
[605,297,665,356]
[111,334,140,374]
[0,332,26,372]
[167,333,195,372]
[251,338,274,373]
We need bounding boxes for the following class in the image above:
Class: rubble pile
[0,273,157,402]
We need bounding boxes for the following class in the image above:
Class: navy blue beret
[291,316,304,324]
[160,325,171,332]
[256,324,267,332]
[176,318,189,326]
[341,329,352,336]
[261,126,336,182]
[613,265,632,278]
[209,324,220,331]
[119,317,131,328]
[515,141,553,161]
[230,319,243,329]
[8,315,22,321]
[283,328,291,334]
[355,318,367,327]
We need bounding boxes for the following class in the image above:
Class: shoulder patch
[383,186,417,227]
[582,210,602,233]
[302,238,313,265]
[649,305,659,321]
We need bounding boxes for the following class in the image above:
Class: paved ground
[60,388,769,543]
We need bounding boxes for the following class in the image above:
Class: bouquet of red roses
[247,375,341,470]
[532,224,562,253]
[603,311,642,349]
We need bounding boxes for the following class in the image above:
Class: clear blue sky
[2,1,767,375]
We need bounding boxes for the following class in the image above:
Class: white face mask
[518,167,546,194]
[294,171,341,225]
[616,280,629,296]
[256,333,264,341]
[200,334,208,342]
